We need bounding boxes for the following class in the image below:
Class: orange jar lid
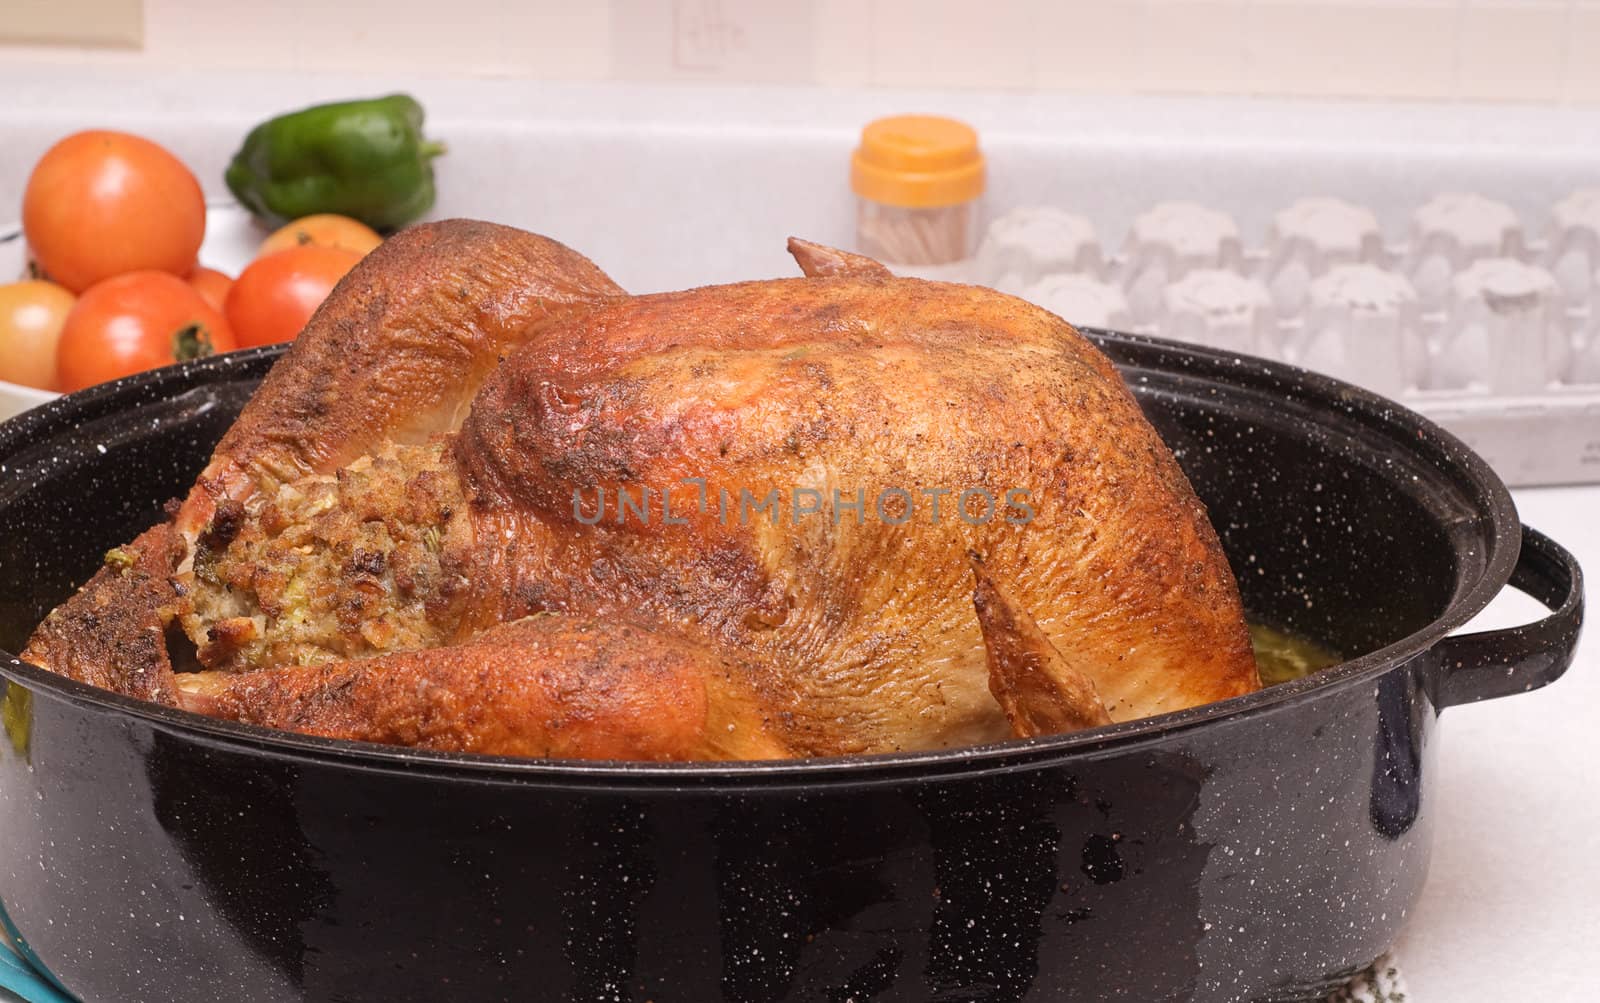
[851,115,986,209]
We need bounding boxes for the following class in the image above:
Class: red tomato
[56,272,236,392]
[187,266,234,313]
[225,245,362,348]
[22,131,207,293]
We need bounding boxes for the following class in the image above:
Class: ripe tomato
[225,245,362,348]
[23,130,207,293]
[187,266,234,313]
[56,272,236,392]
[258,214,383,259]
[0,280,76,391]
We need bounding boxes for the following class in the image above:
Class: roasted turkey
[23,220,1260,760]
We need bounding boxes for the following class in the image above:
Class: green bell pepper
[225,94,446,232]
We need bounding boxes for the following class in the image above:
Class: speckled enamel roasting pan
[0,333,1583,1003]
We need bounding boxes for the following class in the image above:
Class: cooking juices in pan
[1251,622,1339,685]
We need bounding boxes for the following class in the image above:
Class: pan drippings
[1250,621,1341,685]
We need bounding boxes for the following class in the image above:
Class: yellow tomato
[0,280,76,390]
[258,214,383,259]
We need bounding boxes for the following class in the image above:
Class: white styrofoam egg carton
[964,196,1600,487]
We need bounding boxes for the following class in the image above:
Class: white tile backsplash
[1,0,1597,104]
[497,3,612,80]
[1246,1,1458,99]
[1139,1,1253,94]
[1317,0,1460,99]
[1458,0,1568,101]
[299,0,488,75]
[813,0,873,87]
[868,0,1035,89]
[1033,1,1147,92]
[146,1,299,70]
[1568,2,1600,100]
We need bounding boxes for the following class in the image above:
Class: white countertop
[1397,484,1599,1000]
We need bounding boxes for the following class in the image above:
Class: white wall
[2,0,1598,103]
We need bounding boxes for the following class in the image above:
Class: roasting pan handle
[1430,525,1585,709]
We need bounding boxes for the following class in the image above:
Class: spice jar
[851,115,985,266]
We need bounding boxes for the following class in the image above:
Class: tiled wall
[5,0,1599,103]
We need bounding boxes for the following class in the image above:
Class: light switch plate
[0,0,142,48]
[610,0,814,83]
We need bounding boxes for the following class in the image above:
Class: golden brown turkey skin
[177,616,789,761]
[24,219,1260,760]
[22,521,186,706]
[170,219,625,545]
[451,272,1259,754]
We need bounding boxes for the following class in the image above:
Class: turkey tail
[786,238,892,279]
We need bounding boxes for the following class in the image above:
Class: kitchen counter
[1397,483,1598,1000]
